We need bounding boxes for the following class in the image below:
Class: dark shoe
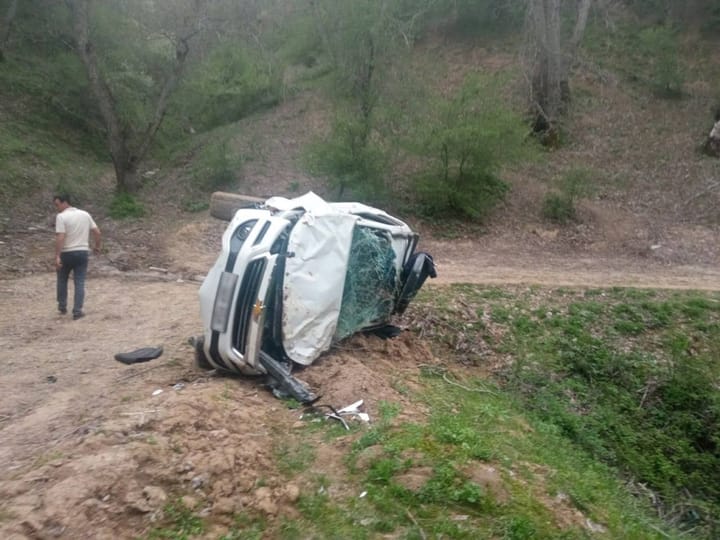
[73,312,85,320]
[59,308,67,315]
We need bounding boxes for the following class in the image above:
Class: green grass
[264,365,671,539]
[0,52,109,204]
[144,500,205,539]
[274,440,316,476]
[109,192,145,219]
[409,285,720,538]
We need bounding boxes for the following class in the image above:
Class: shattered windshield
[335,226,398,340]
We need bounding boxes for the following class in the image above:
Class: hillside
[2,32,720,281]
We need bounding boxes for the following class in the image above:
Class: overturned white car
[195,192,436,402]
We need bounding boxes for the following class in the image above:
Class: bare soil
[1,67,719,539]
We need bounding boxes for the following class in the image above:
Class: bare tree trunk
[68,0,135,190]
[67,0,195,193]
[528,0,563,127]
[570,0,593,57]
[562,0,593,101]
[526,0,594,141]
[0,0,19,62]
[545,0,563,113]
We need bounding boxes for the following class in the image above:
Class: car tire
[193,336,213,370]
[209,192,265,221]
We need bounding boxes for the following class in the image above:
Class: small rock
[177,462,194,474]
[197,506,212,518]
[181,495,198,509]
[281,483,300,503]
[212,497,237,515]
[191,474,208,490]
[585,518,607,533]
[254,487,278,516]
[143,486,167,508]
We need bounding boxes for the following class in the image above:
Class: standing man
[53,194,101,320]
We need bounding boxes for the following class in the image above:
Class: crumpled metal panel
[281,202,357,365]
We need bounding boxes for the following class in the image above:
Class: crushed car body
[196,192,436,402]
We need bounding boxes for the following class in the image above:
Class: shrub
[705,1,720,34]
[542,192,575,224]
[409,75,531,220]
[542,168,594,224]
[428,0,525,38]
[303,112,388,200]
[109,192,144,219]
[638,25,684,97]
[173,42,281,133]
[191,140,242,191]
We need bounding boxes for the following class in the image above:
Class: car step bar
[258,351,318,404]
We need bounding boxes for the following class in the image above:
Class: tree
[525,0,593,140]
[65,0,203,193]
[307,0,434,198]
[0,0,18,61]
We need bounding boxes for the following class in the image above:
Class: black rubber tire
[193,336,213,370]
[209,192,265,221]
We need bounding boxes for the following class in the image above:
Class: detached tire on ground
[209,191,265,221]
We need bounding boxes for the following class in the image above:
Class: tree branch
[569,0,593,66]
[66,0,128,173]
[134,31,195,162]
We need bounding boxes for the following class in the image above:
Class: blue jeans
[57,250,89,316]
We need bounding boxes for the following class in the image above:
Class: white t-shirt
[55,207,98,252]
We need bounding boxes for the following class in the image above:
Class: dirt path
[425,247,720,290]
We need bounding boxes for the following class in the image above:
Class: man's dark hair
[53,193,71,204]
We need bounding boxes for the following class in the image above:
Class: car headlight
[226,220,258,270]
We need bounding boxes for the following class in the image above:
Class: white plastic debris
[152,389,163,396]
[337,399,370,423]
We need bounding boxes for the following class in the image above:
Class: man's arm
[91,227,102,255]
[55,233,65,269]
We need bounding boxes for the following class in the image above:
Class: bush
[542,168,594,224]
[191,140,242,191]
[172,42,281,133]
[428,0,525,38]
[542,193,575,223]
[303,112,388,200]
[705,2,720,34]
[409,75,531,220]
[109,192,144,219]
[638,25,684,97]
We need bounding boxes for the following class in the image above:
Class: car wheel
[193,336,213,370]
[209,192,265,221]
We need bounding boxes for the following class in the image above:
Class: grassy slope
[0,54,109,214]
